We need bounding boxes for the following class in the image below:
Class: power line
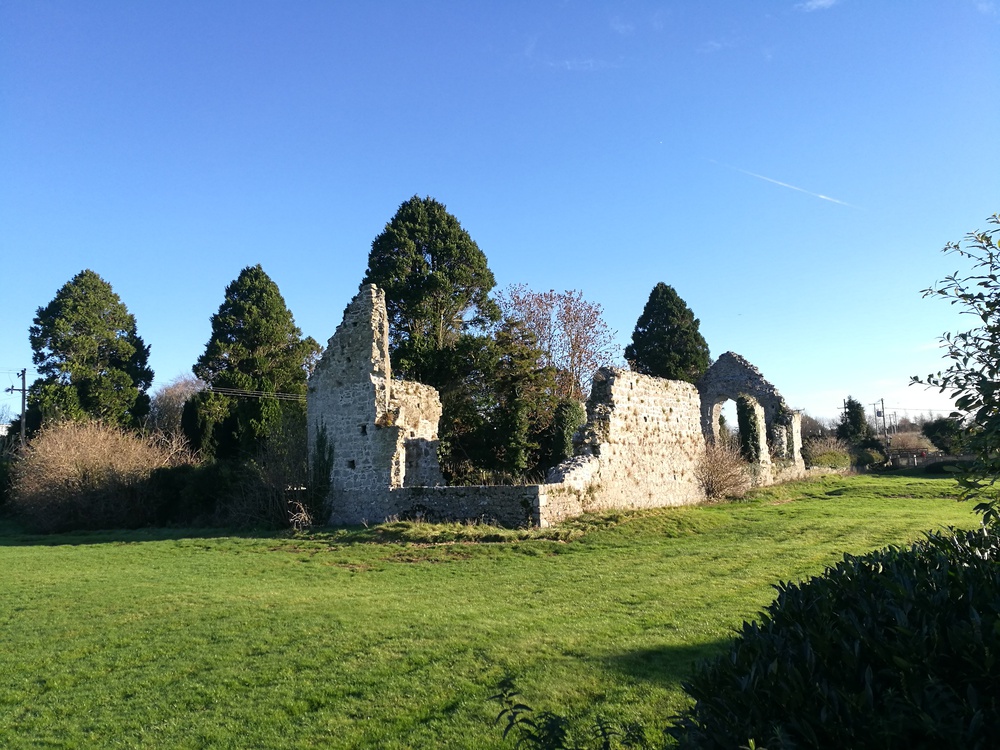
[882,406,961,414]
[206,385,306,402]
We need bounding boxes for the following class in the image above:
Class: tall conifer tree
[836,396,871,444]
[184,265,319,459]
[362,195,500,380]
[27,269,152,430]
[625,282,710,383]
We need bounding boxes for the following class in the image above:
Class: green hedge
[924,459,974,475]
[669,526,1000,749]
[808,450,851,469]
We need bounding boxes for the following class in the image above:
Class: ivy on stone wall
[736,394,761,464]
[308,422,334,522]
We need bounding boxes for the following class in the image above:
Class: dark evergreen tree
[624,282,710,383]
[362,197,577,482]
[362,195,500,379]
[431,323,560,483]
[27,269,153,430]
[184,265,320,460]
[539,399,587,471]
[836,396,871,444]
[487,320,560,477]
[921,416,969,455]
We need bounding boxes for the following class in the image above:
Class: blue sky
[2,1,998,422]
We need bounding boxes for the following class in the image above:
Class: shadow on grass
[0,507,597,547]
[604,638,736,687]
[0,515,560,548]
[0,517,294,547]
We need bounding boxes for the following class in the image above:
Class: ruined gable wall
[540,368,706,525]
[699,352,787,436]
[698,351,805,478]
[307,286,443,523]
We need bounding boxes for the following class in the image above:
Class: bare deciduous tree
[497,285,620,401]
[148,375,204,439]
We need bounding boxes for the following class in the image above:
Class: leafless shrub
[497,284,620,400]
[889,431,936,453]
[148,375,204,439]
[288,499,313,531]
[697,440,752,500]
[10,420,194,532]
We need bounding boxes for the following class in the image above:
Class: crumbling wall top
[697,351,792,422]
[319,284,392,386]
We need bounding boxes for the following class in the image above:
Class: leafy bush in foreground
[668,526,1000,749]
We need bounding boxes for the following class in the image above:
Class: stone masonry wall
[538,368,706,526]
[697,351,806,481]
[307,285,443,525]
[309,286,804,528]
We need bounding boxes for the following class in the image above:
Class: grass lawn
[0,473,981,748]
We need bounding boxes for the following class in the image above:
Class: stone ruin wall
[307,286,443,525]
[697,352,805,485]
[537,368,705,526]
[308,285,806,528]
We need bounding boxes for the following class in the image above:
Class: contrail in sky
[711,160,857,208]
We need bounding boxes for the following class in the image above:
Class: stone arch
[697,352,804,474]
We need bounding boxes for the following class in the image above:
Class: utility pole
[870,399,890,442]
[5,369,26,449]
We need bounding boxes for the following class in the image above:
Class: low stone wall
[772,461,810,484]
[331,486,540,528]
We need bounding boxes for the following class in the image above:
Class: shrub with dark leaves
[668,526,1000,749]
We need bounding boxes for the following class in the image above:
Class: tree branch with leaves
[915,213,1000,524]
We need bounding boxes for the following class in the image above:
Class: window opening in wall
[360,424,367,435]
[718,399,738,449]
[347,460,356,470]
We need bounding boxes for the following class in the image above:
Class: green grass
[0,473,981,748]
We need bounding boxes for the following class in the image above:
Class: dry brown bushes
[888,431,936,453]
[10,420,193,532]
[697,439,752,500]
